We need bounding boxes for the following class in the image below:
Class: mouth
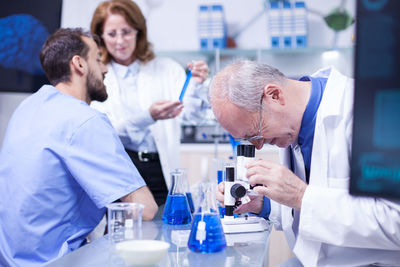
[115,47,126,52]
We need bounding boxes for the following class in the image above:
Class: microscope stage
[221,216,270,234]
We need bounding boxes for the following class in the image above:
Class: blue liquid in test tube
[188,213,227,253]
[179,70,192,101]
[186,192,195,214]
[162,194,192,225]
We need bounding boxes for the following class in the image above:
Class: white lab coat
[92,57,201,189]
[269,67,400,267]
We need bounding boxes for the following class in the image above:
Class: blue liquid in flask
[186,192,195,213]
[187,213,226,253]
[162,194,192,225]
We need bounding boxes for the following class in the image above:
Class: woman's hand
[149,100,183,120]
[188,60,209,84]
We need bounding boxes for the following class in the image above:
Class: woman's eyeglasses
[102,28,138,41]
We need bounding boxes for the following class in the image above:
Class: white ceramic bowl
[116,239,170,266]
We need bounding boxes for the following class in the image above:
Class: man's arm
[120,186,158,220]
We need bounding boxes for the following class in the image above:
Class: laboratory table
[46,209,272,267]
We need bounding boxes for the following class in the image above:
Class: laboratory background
[0,0,355,144]
[3,0,399,266]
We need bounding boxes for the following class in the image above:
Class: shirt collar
[112,60,140,79]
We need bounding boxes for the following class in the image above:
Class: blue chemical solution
[186,192,195,213]
[217,170,223,184]
[218,206,225,218]
[187,213,226,253]
[162,194,192,225]
[217,170,225,218]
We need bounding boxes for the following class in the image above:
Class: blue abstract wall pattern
[0,0,62,93]
[0,14,49,75]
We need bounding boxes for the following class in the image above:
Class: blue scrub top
[0,85,146,266]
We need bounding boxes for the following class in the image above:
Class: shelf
[156,46,353,58]
[156,46,354,78]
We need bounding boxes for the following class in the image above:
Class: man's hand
[246,159,307,210]
[188,60,209,84]
[216,182,264,214]
[149,100,183,120]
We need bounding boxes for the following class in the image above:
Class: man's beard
[86,70,108,102]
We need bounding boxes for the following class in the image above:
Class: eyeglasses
[102,28,138,41]
[235,96,264,143]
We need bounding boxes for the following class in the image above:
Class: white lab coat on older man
[269,67,400,267]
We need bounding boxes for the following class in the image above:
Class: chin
[276,140,291,148]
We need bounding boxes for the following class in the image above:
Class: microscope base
[221,216,270,234]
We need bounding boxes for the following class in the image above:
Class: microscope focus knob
[230,183,246,199]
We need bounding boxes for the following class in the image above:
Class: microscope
[221,144,269,234]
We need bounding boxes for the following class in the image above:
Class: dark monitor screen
[350,0,400,199]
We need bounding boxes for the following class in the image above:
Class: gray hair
[210,60,286,112]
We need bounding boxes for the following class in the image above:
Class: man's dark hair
[40,28,95,86]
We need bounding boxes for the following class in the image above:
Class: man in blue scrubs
[210,60,400,266]
[0,28,158,266]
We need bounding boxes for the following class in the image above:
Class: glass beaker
[107,203,144,265]
[162,170,192,225]
[107,203,143,244]
[187,182,226,253]
[175,168,195,214]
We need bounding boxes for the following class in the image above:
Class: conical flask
[162,170,192,225]
[187,182,226,253]
[175,168,195,213]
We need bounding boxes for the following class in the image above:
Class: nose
[250,139,264,150]
[115,34,125,44]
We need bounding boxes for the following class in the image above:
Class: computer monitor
[350,0,400,199]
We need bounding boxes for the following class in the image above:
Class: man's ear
[70,55,86,76]
[263,84,285,105]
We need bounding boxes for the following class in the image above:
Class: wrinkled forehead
[212,98,250,139]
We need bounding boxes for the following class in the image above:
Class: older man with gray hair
[210,60,400,267]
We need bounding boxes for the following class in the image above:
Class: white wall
[1,0,356,146]
[61,0,356,50]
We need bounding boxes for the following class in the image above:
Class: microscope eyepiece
[225,167,235,182]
